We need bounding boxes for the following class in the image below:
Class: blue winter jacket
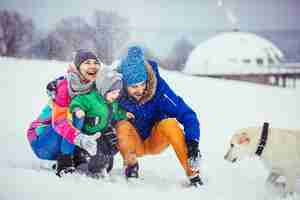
[118,60,200,142]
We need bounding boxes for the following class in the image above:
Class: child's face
[105,89,121,103]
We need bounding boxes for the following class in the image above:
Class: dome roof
[184,32,284,74]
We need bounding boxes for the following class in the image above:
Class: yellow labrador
[224,123,300,198]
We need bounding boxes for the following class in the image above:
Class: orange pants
[115,118,196,177]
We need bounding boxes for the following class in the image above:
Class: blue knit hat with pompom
[120,46,148,86]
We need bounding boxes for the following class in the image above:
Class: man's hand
[186,140,202,171]
[126,112,135,119]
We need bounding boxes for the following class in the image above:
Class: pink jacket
[27,78,79,144]
[51,78,78,143]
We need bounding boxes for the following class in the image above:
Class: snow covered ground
[0,57,299,200]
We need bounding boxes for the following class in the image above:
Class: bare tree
[164,37,195,71]
[0,9,34,57]
[34,16,94,61]
[143,46,169,68]
[33,12,130,62]
[92,10,130,64]
[32,33,66,60]
[55,17,95,56]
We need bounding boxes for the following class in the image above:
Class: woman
[27,49,102,177]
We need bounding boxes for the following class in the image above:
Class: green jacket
[69,90,127,135]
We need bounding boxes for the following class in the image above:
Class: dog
[224,123,300,198]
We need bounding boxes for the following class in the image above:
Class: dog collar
[255,122,269,156]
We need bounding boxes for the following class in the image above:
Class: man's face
[127,82,147,101]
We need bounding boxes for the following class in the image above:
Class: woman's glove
[74,132,101,156]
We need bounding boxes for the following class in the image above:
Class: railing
[194,63,300,88]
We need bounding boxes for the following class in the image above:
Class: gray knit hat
[74,49,100,69]
[96,67,123,97]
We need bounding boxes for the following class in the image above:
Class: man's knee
[115,120,137,146]
[115,120,135,142]
[159,118,180,127]
[158,118,183,137]
[115,120,133,134]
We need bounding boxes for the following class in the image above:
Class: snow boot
[125,162,139,179]
[87,153,113,177]
[73,147,89,168]
[106,156,114,173]
[55,154,75,177]
[189,174,204,187]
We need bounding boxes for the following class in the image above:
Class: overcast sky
[1,0,299,30]
[1,0,299,56]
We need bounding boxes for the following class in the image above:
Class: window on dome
[275,54,282,62]
[268,58,275,64]
[256,58,264,65]
[242,59,251,64]
[228,58,238,63]
[204,59,210,66]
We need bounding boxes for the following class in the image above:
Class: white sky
[1,0,300,57]
[1,0,299,31]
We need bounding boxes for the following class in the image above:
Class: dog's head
[224,130,254,163]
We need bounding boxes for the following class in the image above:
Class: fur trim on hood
[138,61,157,104]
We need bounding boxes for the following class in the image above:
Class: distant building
[184,32,284,75]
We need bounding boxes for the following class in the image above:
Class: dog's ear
[238,133,250,145]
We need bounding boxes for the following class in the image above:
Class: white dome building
[184,32,284,75]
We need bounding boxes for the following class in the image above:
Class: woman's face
[79,59,101,81]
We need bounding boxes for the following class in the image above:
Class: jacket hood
[138,61,157,104]
[96,67,123,97]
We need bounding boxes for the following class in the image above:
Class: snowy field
[0,57,299,200]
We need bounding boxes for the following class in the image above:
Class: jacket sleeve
[158,76,201,142]
[69,95,89,114]
[112,103,128,122]
[51,79,79,144]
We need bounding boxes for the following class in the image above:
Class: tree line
[0,9,195,70]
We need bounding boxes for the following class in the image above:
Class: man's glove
[101,127,119,156]
[74,133,101,156]
[186,140,202,171]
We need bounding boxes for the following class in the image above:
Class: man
[116,46,203,186]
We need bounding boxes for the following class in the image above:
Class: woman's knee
[31,142,58,160]
[29,126,63,160]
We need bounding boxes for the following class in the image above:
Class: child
[69,67,132,177]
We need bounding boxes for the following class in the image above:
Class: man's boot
[189,173,204,187]
[125,162,139,179]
